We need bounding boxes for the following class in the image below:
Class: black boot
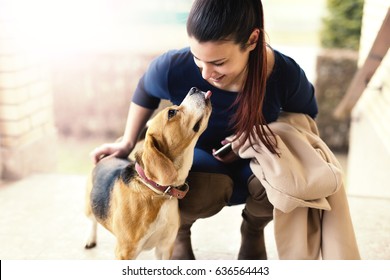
[238,175,273,260]
[238,212,272,260]
[170,172,234,260]
[171,223,196,260]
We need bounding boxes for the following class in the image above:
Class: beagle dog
[84,87,212,260]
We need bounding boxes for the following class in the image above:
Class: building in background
[335,0,390,198]
[0,1,57,180]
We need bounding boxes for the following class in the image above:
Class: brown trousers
[172,171,273,259]
[179,172,273,223]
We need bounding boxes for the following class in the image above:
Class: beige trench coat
[233,112,360,259]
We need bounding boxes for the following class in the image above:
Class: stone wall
[314,48,358,152]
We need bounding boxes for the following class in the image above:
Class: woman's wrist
[120,138,135,154]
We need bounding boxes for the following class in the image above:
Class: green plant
[320,0,364,50]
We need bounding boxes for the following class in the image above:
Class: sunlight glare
[5,0,190,57]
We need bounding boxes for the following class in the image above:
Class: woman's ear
[247,28,260,51]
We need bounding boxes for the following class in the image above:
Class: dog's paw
[85,242,97,249]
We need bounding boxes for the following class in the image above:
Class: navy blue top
[132,47,318,151]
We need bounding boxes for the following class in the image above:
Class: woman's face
[189,36,255,92]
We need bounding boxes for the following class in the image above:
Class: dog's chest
[139,198,180,251]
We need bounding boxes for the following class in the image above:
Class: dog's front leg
[155,245,174,260]
[115,242,137,260]
[84,217,98,249]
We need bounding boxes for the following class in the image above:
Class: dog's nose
[189,87,199,95]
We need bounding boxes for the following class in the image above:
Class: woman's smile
[210,74,225,83]
[189,37,252,92]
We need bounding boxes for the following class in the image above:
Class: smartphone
[213,143,232,157]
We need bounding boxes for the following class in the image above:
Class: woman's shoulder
[271,48,302,72]
[267,46,306,81]
[144,47,194,79]
[154,47,193,65]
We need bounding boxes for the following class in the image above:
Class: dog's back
[90,157,135,221]
[85,156,180,259]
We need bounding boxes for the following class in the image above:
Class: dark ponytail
[187,0,278,154]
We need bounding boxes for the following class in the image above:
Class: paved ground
[0,153,389,260]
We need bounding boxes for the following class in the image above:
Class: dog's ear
[137,135,178,186]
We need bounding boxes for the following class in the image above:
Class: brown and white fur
[84,87,212,259]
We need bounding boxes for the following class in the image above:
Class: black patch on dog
[91,158,135,220]
[120,161,136,185]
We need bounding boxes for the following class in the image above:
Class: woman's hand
[90,140,133,164]
[212,137,240,163]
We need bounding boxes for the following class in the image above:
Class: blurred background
[0,0,360,175]
[0,0,389,259]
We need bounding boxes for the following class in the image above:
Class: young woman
[91,0,318,259]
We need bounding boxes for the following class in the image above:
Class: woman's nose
[201,64,214,80]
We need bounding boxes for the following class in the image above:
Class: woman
[91,0,318,259]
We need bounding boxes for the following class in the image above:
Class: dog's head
[135,87,212,186]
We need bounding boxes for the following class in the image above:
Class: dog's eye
[168,109,177,120]
[193,119,201,132]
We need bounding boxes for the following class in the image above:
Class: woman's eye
[168,109,177,120]
[213,62,225,67]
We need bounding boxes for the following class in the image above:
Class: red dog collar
[135,162,189,199]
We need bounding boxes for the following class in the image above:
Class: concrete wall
[347,1,390,198]
[358,0,390,65]
[315,49,358,152]
[348,50,390,198]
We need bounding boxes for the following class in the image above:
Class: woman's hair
[187,0,278,154]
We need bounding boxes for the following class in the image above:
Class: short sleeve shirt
[132,47,318,151]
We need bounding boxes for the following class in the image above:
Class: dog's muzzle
[188,87,212,100]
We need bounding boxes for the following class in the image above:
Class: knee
[179,172,233,220]
[245,175,273,218]
[247,175,268,201]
